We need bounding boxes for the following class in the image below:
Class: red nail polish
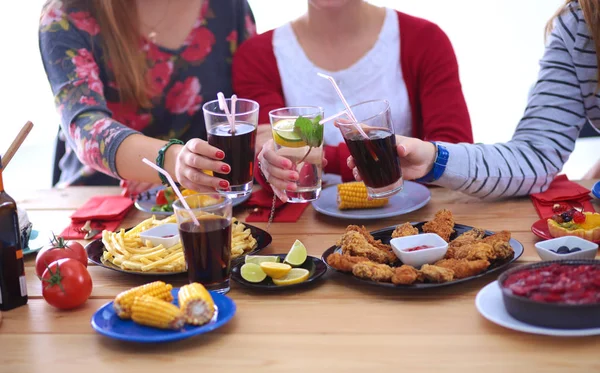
[216,151,225,159]
[219,180,229,188]
[221,164,230,173]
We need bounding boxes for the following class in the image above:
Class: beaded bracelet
[156,139,184,185]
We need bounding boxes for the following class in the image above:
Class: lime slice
[260,262,292,279]
[245,255,280,265]
[273,119,306,148]
[284,239,308,266]
[240,263,267,283]
[272,268,310,286]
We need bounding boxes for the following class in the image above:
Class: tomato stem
[41,262,66,293]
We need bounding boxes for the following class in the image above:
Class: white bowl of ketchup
[390,233,448,268]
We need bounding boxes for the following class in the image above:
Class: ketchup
[162,234,175,238]
[405,245,434,252]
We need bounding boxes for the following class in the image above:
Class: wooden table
[3,182,600,372]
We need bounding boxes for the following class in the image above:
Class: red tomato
[41,258,93,310]
[156,190,168,205]
[35,235,88,277]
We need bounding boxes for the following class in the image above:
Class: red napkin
[530,174,595,219]
[60,196,134,239]
[244,188,309,223]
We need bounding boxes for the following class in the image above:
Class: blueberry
[560,212,573,222]
[570,247,582,253]
[557,246,570,254]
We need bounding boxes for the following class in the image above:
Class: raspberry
[572,210,586,224]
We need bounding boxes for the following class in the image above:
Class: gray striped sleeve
[434,4,593,199]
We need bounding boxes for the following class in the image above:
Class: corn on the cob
[131,295,185,330]
[178,283,215,326]
[113,281,173,319]
[337,182,389,210]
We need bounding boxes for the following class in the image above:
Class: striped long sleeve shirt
[436,2,599,199]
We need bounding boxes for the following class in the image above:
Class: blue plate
[312,181,431,220]
[135,186,251,216]
[593,181,600,199]
[91,288,236,343]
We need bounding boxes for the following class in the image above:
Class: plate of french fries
[85,215,272,275]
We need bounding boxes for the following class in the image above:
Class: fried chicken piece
[352,262,395,282]
[345,225,396,254]
[489,241,515,262]
[391,223,419,238]
[340,230,397,264]
[434,258,490,279]
[391,265,421,285]
[420,264,454,283]
[446,228,486,258]
[326,253,370,272]
[482,230,511,246]
[452,242,496,261]
[422,209,455,242]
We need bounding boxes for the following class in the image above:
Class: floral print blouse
[39,0,256,187]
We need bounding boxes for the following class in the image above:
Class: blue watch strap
[415,142,449,183]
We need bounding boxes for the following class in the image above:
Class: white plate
[312,180,431,220]
[475,281,600,337]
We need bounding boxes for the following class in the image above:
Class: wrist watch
[415,142,449,183]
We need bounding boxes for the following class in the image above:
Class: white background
[1,0,597,193]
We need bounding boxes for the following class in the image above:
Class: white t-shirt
[272,7,411,146]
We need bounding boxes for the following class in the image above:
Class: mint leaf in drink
[294,115,323,148]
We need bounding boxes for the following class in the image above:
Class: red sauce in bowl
[405,245,434,252]
[503,263,600,305]
[161,234,175,238]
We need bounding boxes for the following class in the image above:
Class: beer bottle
[0,155,28,311]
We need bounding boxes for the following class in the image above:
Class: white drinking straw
[319,109,350,125]
[217,92,235,130]
[142,158,200,226]
[316,73,369,139]
[230,94,238,134]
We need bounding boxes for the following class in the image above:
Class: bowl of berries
[547,204,600,242]
[498,260,600,329]
[535,236,598,261]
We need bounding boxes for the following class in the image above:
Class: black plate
[321,222,524,289]
[231,254,327,290]
[498,260,600,329]
[86,223,272,276]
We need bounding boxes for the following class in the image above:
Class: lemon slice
[260,262,292,279]
[245,255,280,265]
[273,119,306,148]
[284,239,308,266]
[272,268,310,286]
[240,263,267,283]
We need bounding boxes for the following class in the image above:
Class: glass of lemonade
[336,100,403,199]
[269,106,324,203]
[173,193,233,294]
[203,98,259,197]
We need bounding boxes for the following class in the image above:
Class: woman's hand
[120,180,157,197]
[175,138,232,192]
[347,136,437,182]
[257,139,299,202]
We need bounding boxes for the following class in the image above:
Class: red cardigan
[233,11,473,188]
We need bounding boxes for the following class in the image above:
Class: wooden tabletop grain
[3,182,600,373]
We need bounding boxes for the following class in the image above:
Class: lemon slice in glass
[272,119,306,148]
[245,255,280,265]
[272,268,310,286]
[284,239,308,266]
[240,263,267,283]
[260,262,292,279]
